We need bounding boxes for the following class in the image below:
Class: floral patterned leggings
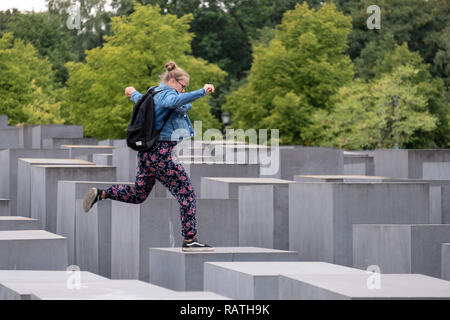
[103,141,197,240]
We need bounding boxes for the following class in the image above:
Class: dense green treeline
[0,0,448,148]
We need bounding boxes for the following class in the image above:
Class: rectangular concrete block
[61,145,116,162]
[374,149,450,179]
[0,127,21,148]
[30,165,116,233]
[150,247,300,291]
[0,230,68,270]
[99,139,127,147]
[204,261,366,300]
[111,198,239,281]
[42,137,98,149]
[31,125,84,149]
[344,152,374,176]
[92,154,112,166]
[423,162,450,180]
[201,177,293,199]
[260,146,344,180]
[0,115,8,127]
[57,181,133,267]
[239,184,290,250]
[0,199,10,216]
[278,274,450,300]
[18,158,94,218]
[353,224,450,279]
[0,270,227,300]
[294,174,392,183]
[0,216,40,230]
[289,182,430,267]
[442,243,450,281]
[0,149,70,216]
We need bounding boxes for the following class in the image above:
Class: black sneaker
[182,238,214,252]
[83,187,102,213]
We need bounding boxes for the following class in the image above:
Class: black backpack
[126,86,174,151]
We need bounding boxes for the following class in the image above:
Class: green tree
[305,65,437,149]
[0,33,63,124]
[223,2,354,145]
[64,3,226,139]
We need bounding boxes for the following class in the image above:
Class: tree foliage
[64,3,226,139]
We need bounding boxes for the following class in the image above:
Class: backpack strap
[148,87,176,134]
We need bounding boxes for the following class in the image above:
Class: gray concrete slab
[56,180,132,267]
[442,243,450,281]
[353,224,450,279]
[0,199,10,216]
[181,162,260,196]
[112,147,167,198]
[260,146,344,180]
[204,261,366,300]
[239,184,290,250]
[149,247,301,291]
[30,165,116,233]
[16,124,35,149]
[0,127,22,148]
[42,137,98,149]
[0,115,8,127]
[92,154,112,165]
[60,145,116,162]
[278,274,450,300]
[18,158,94,218]
[0,270,227,300]
[99,139,127,147]
[0,149,70,216]
[344,152,374,176]
[374,149,450,179]
[0,270,109,300]
[200,177,293,199]
[31,125,84,149]
[0,230,68,270]
[289,182,430,267]
[0,216,40,230]
[111,198,239,281]
[423,162,450,180]
[294,175,392,183]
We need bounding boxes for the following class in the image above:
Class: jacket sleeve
[156,88,206,109]
[130,91,143,103]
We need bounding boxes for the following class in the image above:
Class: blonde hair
[160,61,189,84]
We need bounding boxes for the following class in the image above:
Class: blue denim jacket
[130,83,206,141]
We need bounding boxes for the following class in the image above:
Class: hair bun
[165,61,177,72]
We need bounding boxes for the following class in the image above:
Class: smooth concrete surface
[442,243,450,281]
[353,224,450,278]
[30,165,116,232]
[31,125,84,149]
[278,274,450,300]
[0,115,7,127]
[200,177,293,199]
[294,175,392,183]
[203,261,366,300]
[260,146,344,180]
[0,216,40,231]
[423,162,450,180]
[239,184,290,250]
[0,127,21,149]
[0,270,227,300]
[56,180,132,266]
[111,198,239,281]
[18,158,94,218]
[60,145,115,162]
[92,154,112,166]
[42,137,98,149]
[0,149,70,216]
[0,230,68,270]
[374,149,450,179]
[0,199,10,216]
[99,139,127,147]
[344,152,374,176]
[289,182,430,267]
[149,247,300,291]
